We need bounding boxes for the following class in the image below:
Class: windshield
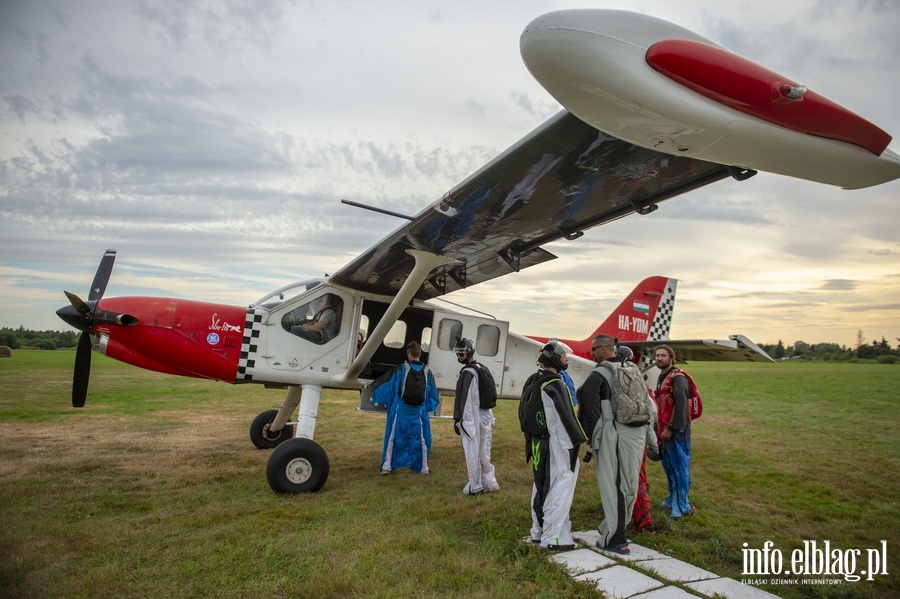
[253,278,325,309]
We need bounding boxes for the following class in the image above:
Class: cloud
[0,0,898,349]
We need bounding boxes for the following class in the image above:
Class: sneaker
[596,541,630,555]
[379,469,390,476]
[462,483,484,496]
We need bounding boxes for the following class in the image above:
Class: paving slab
[550,548,616,575]
[686,577,779,598]
[634,557,718,582]
[576,565,664,598]
[573,532,671,563]
[561,531,779,598]
[599,545,670,563]
[573,529,603,547]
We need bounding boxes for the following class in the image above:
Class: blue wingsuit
[373,361,440,474]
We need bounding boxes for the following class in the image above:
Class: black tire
[266,438,330,493]
[250,409,295,449]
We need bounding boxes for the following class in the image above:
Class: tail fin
[591,276,677,344]
[528,276,677,361]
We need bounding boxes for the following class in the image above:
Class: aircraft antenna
[341,199,414,221]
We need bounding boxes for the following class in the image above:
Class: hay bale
[0,346,11,358]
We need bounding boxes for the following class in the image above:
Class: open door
[427,311,508,395]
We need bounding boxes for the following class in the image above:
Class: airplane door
[426,312,509,395]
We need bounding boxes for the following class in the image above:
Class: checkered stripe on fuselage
[237,308,263,381]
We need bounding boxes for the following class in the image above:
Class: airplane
[526,276,775,373]
[55,9,900,494]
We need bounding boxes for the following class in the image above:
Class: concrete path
[545,530,780,598]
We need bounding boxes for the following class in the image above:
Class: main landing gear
[251,384,330,493]
[266,438,330,493]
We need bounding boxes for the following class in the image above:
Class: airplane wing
[622,334,775,363]
[330,111,738,299]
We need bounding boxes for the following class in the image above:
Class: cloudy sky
[2,0,898,349]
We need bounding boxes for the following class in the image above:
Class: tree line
[759,332,900,364]
[0,326,80,351]
[2,326,898,363]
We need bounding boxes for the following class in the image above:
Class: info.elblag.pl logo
[741,540,889,585]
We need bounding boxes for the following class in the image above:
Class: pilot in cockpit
[290,294,340,344]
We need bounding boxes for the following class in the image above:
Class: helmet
[454,337,475,361]
[539,340,569,371]
[615,345,634,364]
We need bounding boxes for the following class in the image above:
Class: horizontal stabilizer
[623,334,774,363]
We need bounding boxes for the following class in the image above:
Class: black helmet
[539,340,569,371]
[615,345,634,364]
[454,337,475,361]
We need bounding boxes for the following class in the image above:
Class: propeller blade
[60,249,117,408]
[64,291,92,318]
[89,249,116,301]
[72,332,92,408]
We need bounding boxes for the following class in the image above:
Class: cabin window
[476,324,500,357]
[383,320,407,349]
[437,319,463,350]
[357,315,370,351]
[421,327,432,353]
[281,293,343,345]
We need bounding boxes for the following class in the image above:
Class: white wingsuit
[454,364,499,495]
[521,369,588,549]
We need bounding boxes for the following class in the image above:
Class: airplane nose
[56,303,91,333]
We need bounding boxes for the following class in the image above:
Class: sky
[1,0,898,349]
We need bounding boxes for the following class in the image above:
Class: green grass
[1,353,898,598]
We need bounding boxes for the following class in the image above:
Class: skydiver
[452,338,499,496]
[518,340,586,550]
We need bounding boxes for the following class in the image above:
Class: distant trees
[772,340,786,359]
[0,326,79,350]
[759,331,900,362]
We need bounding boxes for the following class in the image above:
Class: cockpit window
[255,279,324,309]
[281,293,344,345]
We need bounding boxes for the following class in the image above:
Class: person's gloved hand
[647,447,661,462]
[453,420,461,436]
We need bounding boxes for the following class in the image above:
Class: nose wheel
[266,438,330,493]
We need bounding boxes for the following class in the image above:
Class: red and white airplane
[527,275,774,371]
[56,10,899,493]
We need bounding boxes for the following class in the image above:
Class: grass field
[1,352,898,598]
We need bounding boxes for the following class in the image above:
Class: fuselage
[89,282,596,399]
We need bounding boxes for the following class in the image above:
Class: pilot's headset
[540,339,570,371]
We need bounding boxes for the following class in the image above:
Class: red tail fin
[528,276,677,361]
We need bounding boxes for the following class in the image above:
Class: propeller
[56,249,117,408]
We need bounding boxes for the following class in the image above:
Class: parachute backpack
[464,362,498,409]
[518,371,555,437]
[663,368,703,420]
[595,360,653,425]
[455,338,498,409]
[400,363,429,406]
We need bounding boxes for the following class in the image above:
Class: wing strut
[345,250,457,380]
